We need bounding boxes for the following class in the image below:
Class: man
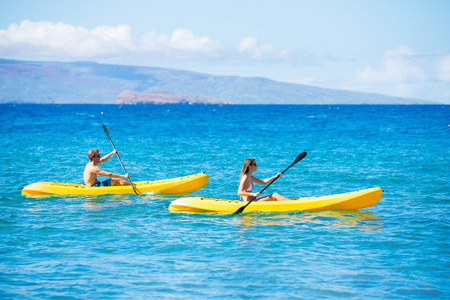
[84,149,130,187]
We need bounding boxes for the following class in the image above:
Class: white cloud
[341,46,450,102]
[236,37,293,61]
[437,54,450,81]
[0,20,134,58]
[0,20,292,63]
[169,28,223,54]
[355,46,426,84]
[138,28,225,59]
[385,45,415,57]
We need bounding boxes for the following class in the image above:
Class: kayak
[22,172,209,196]
[169,187,382,213]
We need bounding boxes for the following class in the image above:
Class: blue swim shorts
[92,179,111,187]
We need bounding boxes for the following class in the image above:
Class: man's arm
[94,166,128,179]
[99,150,117,164]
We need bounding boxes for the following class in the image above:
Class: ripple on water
[1,104,449,298]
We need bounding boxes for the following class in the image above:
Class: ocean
[0,104,449,299]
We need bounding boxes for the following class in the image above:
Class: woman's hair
[239,158,256,184]
[88,149,99,161]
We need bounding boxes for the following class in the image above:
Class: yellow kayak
[169,187,382,213]
[22,172,209,196]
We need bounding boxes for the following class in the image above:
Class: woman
[238,158,290,202]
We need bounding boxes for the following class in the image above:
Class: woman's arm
[253,173,282,185]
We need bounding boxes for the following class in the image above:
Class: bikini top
[239,176,254,201]
[246,177,253,192]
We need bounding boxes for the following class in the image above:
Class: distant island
[0,58,438,104]
[116,91,233,105]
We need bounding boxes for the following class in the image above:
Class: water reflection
[83,194,132,210]
[83,192,195,210]
[235,210,382,231]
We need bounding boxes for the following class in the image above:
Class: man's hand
[112,149,118,155]
[123,173,129,179]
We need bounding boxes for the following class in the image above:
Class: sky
[1,0,450,103]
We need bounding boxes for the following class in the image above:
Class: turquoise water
[1,104,449,299]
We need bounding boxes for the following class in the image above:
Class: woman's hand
[253,192,260,198]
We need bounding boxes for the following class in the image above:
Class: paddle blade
[294,152,307,164]
[103,124,111,139]
[233,206,246,215]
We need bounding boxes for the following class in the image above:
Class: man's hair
[88,149,99,161]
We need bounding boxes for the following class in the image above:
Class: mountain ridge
[0,59,438,104]
[115,90,234,105]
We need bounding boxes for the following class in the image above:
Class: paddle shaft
[103,124,138,195]
[234,152,307,215]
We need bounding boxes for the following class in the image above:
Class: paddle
[102,124,139,195]
[233,152,307,215]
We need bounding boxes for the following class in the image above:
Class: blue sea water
[0,104,449,299]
